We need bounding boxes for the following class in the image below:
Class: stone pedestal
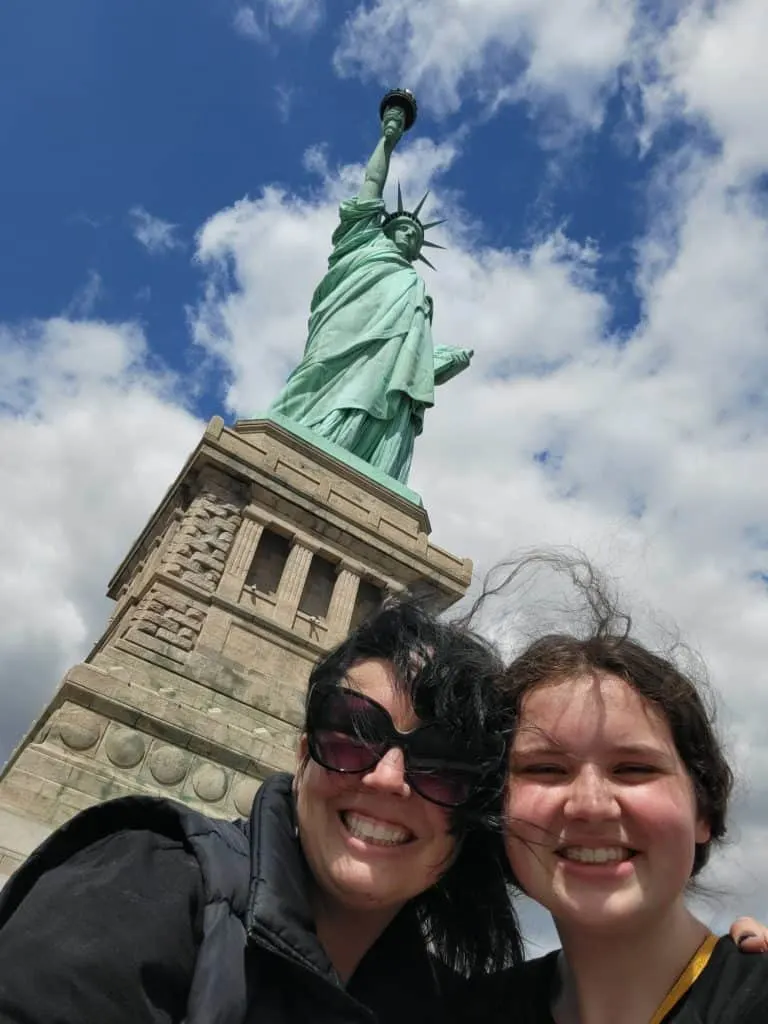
[0,415,472,884]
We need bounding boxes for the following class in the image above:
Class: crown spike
[412,190,430,218]
[421,219,446,231]
[416,252,437,271]
[421,239,446,250]
[397,182,404,214]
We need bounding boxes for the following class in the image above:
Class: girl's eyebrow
[511,745,566,758]
[610,742,667,757]
[511,732,567,756]
[511,741,672,761]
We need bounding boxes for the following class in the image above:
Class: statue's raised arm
[267,90,473,488]
[357,100,407,202]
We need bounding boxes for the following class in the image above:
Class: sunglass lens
[313,731,381,772]
[408,768,475,807]
[310,688,391,774]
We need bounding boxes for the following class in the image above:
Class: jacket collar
[245,772,328,975]
[243,773,435,996]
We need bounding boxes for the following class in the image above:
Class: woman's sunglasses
[306,685,498,808]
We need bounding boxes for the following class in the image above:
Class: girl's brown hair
[464,551,733,876]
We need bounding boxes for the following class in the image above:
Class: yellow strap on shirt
[648,932,718,1024]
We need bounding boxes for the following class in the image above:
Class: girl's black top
[455,935,768,1023]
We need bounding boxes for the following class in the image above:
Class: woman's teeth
[342,812,412,846]
[560,846,632,864]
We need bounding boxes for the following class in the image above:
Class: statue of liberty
[268,90,473,486]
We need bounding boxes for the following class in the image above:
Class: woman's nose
[361,747,411,796]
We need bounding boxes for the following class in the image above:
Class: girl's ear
[695,817,712,845]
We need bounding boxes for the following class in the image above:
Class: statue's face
[387,218,422,261]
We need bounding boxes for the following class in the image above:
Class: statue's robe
[268,197,469,484]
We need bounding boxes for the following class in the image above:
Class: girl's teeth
[343,812,411,846]
[562,846,630,863]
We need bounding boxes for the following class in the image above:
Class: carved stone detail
[233,777,261,817]
[114,500,183,603]
[192,763,229,802]
[164,473,245,593]
[104,726,146,769]
[128,583,206,654]
[57,708,103,752]
[148,744,191,786]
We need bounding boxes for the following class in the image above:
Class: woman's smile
[340,810,414,848]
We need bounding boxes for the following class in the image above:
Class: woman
[0,599,521,1023]
[473,555,768,1023]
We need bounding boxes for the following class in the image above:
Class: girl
[492,557,768,1023]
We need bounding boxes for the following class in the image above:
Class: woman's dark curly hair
[298,596,523,976]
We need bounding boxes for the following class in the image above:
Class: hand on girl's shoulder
[729,917,768,954]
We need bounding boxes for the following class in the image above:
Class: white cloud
[233,0,322,41]
[129,205,183,254]
[639,0,768,181]
[67,211,108,229]
[188,83,768,928]
[267,0,322,30]
[334,0,637,126]
[64,269,103,318]
[0,317,201,761]
[233,5,266,40]
[274,83,296,123]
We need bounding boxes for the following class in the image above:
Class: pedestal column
[274,541,315,626]
[217,510,265,603]
[326,565,361,641]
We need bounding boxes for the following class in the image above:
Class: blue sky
[2,0,768,941]
[1,0,647,393]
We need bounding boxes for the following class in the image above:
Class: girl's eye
[614,764,659,777]
[516,764,569,776]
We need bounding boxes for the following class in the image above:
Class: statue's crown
[382,184,446,270]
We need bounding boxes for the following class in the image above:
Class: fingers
[383,124,403,143]
[730,916,768,953]
[381,108,405,143]
[736,934,768,953]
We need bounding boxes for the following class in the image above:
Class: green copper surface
[268,93,473,486]
[261,412,423,507]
